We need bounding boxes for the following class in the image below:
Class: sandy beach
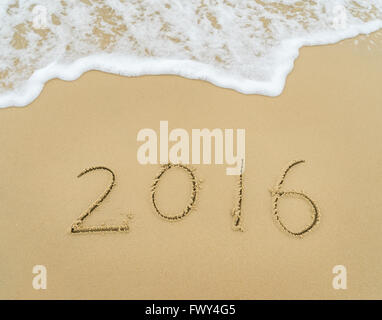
[0,33,382,299]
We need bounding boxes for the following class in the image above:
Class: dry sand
[0,34,381,299]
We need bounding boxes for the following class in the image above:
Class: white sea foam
[0,0,381,108]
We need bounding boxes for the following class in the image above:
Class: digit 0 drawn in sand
[270,160,320,238]
[71,166,130,233]
[151,163,201,221]
[231,159,244,231]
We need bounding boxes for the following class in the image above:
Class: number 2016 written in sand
[70,160,320,238]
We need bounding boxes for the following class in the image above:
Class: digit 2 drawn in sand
[71,166,129,233]
[270,160,320,238]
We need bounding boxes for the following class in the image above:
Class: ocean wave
[0,0,381,108]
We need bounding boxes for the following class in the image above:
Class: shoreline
[2,26,382,108]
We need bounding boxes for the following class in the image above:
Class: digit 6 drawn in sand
[71,166,129,233]
[270,160,320,238]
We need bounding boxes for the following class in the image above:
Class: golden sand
[0,35,381,299]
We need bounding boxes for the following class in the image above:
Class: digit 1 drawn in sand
[151,163,201,221]
[270,160,320,238]
[231,159,244,231]
[71,166,130,233]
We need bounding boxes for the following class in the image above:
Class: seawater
[0,0,381,108]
